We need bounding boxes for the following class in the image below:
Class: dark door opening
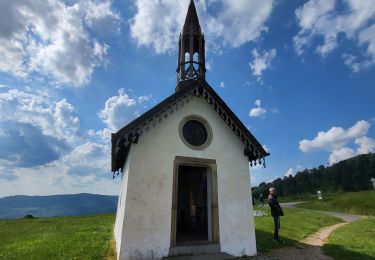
[176,165,208,245]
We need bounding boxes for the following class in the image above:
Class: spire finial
[183,0,201,35]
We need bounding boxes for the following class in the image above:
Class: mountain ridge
[0,193,118,219]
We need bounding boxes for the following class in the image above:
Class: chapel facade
[111,1,269,259]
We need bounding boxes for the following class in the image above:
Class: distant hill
[252,153,375,198]
[0,193,118,219]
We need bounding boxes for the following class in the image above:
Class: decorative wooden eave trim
[111,80,269,174]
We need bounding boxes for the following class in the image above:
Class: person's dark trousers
[273,216,280,241]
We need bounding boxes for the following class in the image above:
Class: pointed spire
[176,0,206,88]
[183,0,201,35]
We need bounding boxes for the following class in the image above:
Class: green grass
[0,214,116,260]
[297,191,375,216]
[254,206,343,253]
[323,217,375,260]
[0,208,355,258]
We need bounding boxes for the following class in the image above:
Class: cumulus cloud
[294,0,375,71]
[130,0,275,54]
[249,99,267,118]
[299,120,375,164]
[220,82,225,88]
[0,0,120,86]
[0,141,119,197]
[249,48,277,82]
[329,147,356,164]
[299,120,370,152]
[355,136,375,154]
[98,89,152,131]
[0,87,82,168]
[0,82,130,197]
[0,85,120,196]
[0,122,67,167]
[0,88,80,142]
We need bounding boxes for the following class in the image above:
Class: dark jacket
[268,194,284,217]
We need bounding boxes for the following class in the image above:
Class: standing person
[268,187,284,243]
[259,193,264,206]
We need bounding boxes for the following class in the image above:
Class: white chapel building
[111,1,269,259]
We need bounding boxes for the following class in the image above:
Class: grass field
[296,191,375,216]
[253,206,343,253]
[0,214,116,260]
[0,208,347,259]
[323,217,375,260]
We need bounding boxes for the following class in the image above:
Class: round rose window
[182,120,208,147]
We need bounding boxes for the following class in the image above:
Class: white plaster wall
[117,96,257,259]
[114,153,131,258]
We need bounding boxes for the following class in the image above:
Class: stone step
[164,253,234,260]
[168,244,221,257]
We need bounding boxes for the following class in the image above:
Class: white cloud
[0,85,120,196]
[130,0,275,54]
[294,0,375,71]
[284,168,295,177]
[137,95,152,104]
[220,82,225,88]
[249,99,267,118]
[299,120,370,152]
[0,88,79,142]
[299,120,375,164]
[249,48,277,82]
[0,0,120,86]
[355,136,375,154]
[329,147,356,164]
[0,141,119,197]
[98,89,152,131]
[84,0,121,35]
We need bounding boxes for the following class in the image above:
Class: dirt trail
[259,203,363,260]
[265,222,348,260]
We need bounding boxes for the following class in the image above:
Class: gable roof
[111,80,270,173]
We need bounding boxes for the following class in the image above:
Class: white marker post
[317,190,323,202]
[371,178,375,191]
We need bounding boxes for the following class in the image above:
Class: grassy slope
[253,206,343,253]
[0,214,116,260]
[296,191,375,216]
[323,218,375,260]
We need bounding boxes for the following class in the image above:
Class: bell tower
[176,0,206,88]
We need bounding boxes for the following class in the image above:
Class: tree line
[252,153,375,199]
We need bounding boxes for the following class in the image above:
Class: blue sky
[0,0,374,197]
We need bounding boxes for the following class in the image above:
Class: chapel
[111,1,269,259]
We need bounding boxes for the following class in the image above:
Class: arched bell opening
[193,52,199,71]
[184,52,190,73]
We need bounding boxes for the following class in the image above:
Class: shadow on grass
[255,229,297,253]
[323,244,374,260]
